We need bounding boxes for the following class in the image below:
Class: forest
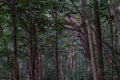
[0,0,120,80]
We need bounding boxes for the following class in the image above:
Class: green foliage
[0,0,120,80]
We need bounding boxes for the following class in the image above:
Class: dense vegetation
[0,0,120,80]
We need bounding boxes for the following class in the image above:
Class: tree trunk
[56,29,59,80]
[71,48,75,79]
[55,12,59,80]
[36,40,42,80]
[68,48,75,80]
[29,35,33,80]
[31,26,37,80]
[59,55,63,80]
[9,0,20,80]
[93,0,104,80]
[81,0,92,79]
[86,12,99,80]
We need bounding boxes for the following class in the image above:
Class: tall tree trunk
[93,0,104,80]
[29,35,33,80]
[86,12,99,80]
[56,28,59,80]
[31,26,36,80]
[9,0,20,80]
[81,0,92,79]
[36,40,42,80]
[54,11,59,80]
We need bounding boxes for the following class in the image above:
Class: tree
[0,0,120,80]
[93,0,104,80]
[9,0,20,80]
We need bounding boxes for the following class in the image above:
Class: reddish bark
[36,40,42,80]
[85,11,99,80]
[28,27,42,80]
[93,0,104,80]
[9,0,20,80]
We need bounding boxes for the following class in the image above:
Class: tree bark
[81,1,92,79]
[86,12,99,80]
[9,0,20,80]
[31,26,37,80]
[36,40,42,80]
[59,55,63,80]
[56,28,59,80]
[93,0,104,80]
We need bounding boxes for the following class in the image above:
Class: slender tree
[93,0,104,80]
[81,1,92,80]
[9,0,20,80]
[85,9,99,80]
[59,54,63,80]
